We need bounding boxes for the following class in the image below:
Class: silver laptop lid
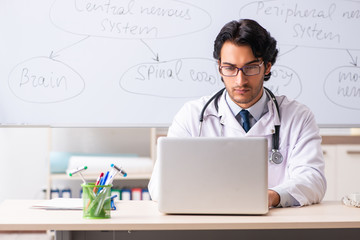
[157,137,268,215]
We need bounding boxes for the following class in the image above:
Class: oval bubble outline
[119,57,220,98]
[8,56,86,104]
[265,64,302,99]
[49,0,212,40]
[323,65,360,110]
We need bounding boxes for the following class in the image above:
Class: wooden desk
[1,200,360,240]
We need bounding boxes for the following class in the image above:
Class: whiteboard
[1,0,360,127]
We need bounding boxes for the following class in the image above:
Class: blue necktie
[237,109,251,132]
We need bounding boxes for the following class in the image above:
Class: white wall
[0,128,151,203]
[51,128,151,156]
[0,128,49,202]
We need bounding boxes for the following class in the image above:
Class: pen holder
[82,183,112,219]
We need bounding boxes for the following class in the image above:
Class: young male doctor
[149,19,326,208]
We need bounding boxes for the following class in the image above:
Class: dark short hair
[213,19,278,81]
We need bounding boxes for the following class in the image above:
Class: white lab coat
[149,89,326,206]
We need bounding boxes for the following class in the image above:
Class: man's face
[219,41,271,109]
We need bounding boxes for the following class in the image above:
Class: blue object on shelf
[50,152,73,173]
[61,189,72,198]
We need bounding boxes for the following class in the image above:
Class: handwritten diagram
[7,0,221,104]
[240,0,360,110]
[2,0,360,126]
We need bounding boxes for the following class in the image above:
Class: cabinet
[322,145,337,201]
[322,136,360,201]
[335,145,360,199]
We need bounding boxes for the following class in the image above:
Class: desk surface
[0,200,359,231]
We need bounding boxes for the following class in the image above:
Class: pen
[86,172,105,210]
[97,171,109,193]
[102,171,109,185]
[93,172,104,193]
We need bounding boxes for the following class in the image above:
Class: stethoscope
[198,87,283,164]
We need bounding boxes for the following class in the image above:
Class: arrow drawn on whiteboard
[140,39,160,62]
[346,49,358,67]
[278,45,298,57]
[49,50,59,59]
[49,35,91,59]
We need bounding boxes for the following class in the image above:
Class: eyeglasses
[219,61,264,77]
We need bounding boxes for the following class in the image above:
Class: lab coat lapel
[248,99,278,136]
[217,92,246,135]
[216,90,277,137]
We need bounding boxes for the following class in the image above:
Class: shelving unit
[50,173,152,181]
[46,127,167,199]
[47,173,152,199]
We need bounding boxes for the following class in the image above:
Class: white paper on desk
[32,198,82,210]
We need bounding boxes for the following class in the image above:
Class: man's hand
[268,190,280,208]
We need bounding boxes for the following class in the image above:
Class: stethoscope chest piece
[269,149,283,164]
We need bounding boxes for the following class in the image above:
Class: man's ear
[265,62,272,75]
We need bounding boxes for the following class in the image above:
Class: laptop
[157,137,268,215]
